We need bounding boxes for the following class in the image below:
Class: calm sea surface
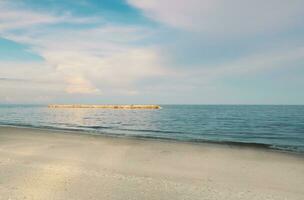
[0,105,304,153]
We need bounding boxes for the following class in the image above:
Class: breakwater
[48,104,161,109]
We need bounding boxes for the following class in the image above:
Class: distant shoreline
[48,104,161,109]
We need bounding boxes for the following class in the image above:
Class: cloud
[127,0,304,89]
[128,0,304,36]
[0,61,61,82]
[0,61,63,103]
[0,1,167,96]
[0,77,60,84]
[0,1,98,31]
[1,0,303,104]
[0,77,31,82]
[65,76,100,94]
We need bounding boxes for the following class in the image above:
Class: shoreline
[1,126,304,199]
[0,124,303,156]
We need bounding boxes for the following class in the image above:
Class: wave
[1,122,303,154]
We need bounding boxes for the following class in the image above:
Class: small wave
[111,127,187,135]
[75,125,113,129]
[1,123,304,154]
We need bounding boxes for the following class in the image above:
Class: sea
[0,105,304,153]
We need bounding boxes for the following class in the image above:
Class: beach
[0,127,303,200]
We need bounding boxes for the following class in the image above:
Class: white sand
[0,127,303,200]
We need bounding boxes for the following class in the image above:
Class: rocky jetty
[48,104,161,109]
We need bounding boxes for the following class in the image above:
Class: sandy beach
[0,127,303,200]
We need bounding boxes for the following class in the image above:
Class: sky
[0,0,304,104]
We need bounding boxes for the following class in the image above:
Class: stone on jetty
[48,104,161,109]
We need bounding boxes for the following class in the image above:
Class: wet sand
[0,126,303,200]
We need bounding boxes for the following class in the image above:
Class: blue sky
[0,0,304,104]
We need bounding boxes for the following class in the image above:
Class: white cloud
[1,0,303,104]
[0,1,168,97]
[127,0,304,91]
[128,0,304,36]
[0,61,64,103]
[65,76,100,94]
[0,1,98,31]
[0,61,61,84]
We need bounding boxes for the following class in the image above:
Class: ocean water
[0,105,304,153]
